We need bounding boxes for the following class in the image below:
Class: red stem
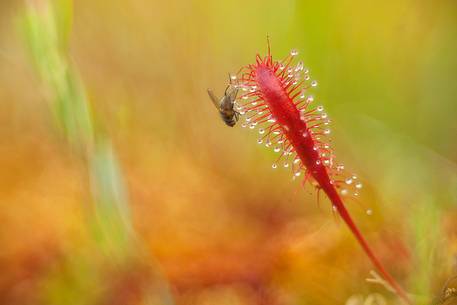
[325,186,412,304]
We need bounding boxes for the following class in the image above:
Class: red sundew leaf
[229,41,412,304]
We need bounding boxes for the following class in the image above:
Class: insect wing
[226,86,239,102]
[207,89,221,109]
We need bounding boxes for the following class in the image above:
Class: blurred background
[0,0,456,304]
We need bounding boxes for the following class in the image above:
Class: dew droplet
[321,113,328,119]
[345,178,353,185]
[304,75,310,81]
[366,209,373,216]
[317,106,324,112]
[324,129,331,135]
[259,128,265,134]
[272,163,278,169]
[290,49,299,56]
[295,61,304,71]
[355,182,363,189]
[294,159,300,164]
[323,159,330,166]
[295,172,301,177]
[230,75,237,80]
[307,96,314,103]
[340,189,348,196]
[284,162,289,168]
[274,147,281,153]
[311,80,318,87]
[249,124,255,129]
[302,132,308,137]
[257,139,263,144]
[315,160,321,165]
[241,123,247,128]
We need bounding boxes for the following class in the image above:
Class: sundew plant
[229,42,410,304]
